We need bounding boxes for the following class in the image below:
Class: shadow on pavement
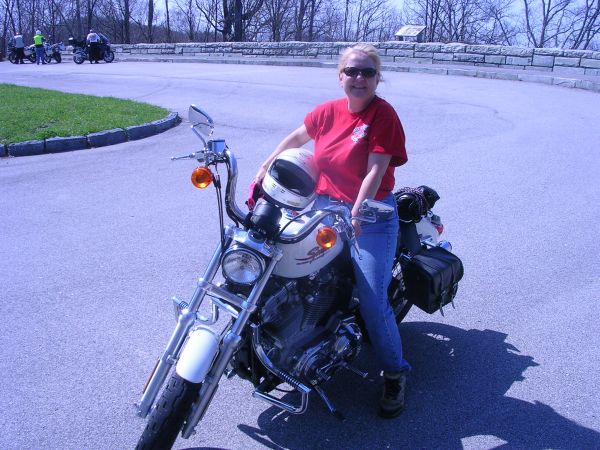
[183,322,600,449]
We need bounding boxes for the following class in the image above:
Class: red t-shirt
[304,96,407,203]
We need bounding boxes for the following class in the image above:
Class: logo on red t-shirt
[351,124,369,143]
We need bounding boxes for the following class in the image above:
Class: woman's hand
[253,164,268,184]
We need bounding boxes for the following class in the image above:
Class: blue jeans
[35,46,45,64]
[313,194,411,373]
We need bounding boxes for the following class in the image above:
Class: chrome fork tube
[181,249,282,438]
[136,242,224,418]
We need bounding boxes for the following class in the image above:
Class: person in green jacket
[33,30,46,65]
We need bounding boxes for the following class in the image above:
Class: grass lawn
[0,83,168,145]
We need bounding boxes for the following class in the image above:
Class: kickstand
[314,385,345,421]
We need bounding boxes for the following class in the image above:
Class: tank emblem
[295,246,327,265]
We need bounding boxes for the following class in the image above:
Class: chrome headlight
[222,246,265,285]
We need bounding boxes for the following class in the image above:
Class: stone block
[517,73,553,84]
[552,78,577,88]
[469,44,502,55]
[506,56,532,65]
[577,80,600,92]
[126,123,157,141]
[433,52,454,61]
[387,49,414,57]
[532,54,554,67]
[415,43,442,52]
[447,68,477,77]
[553,66,586,75]
[494,72,519,81]
[382,42,415,50]
[525,65,551,72]
[440,43,466,53]
[454,53,485,63]
[501,47,533,57]
[8,140,45,157]
[414,51,434,59]
[581,58,600,69]
[409,66,448,75]
[562,49,593,57]
[485,55,505,64]
[584,68,600,76]
[554,56,580,67]
[534,48,563,56]
[45,136,88,153]
[87,128,127,147]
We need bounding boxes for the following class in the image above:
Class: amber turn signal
[316,227,337,249]
[191,167,213,188]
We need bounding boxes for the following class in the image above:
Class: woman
[255,43,410,418]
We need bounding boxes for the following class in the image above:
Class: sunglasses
[342,67,378,78]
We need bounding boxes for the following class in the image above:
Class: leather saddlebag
[402,246,464,314]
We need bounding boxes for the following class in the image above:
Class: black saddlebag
[402,246,464,314]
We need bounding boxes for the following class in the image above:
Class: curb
[3,112,180,158]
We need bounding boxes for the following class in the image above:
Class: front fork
[136,228,283,438]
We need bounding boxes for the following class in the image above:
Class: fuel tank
[273,211,343,278]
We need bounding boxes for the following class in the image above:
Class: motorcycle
[72,39,114,64]
[135,105,464,449]
[42,42,64,63]
[7,43,35,64]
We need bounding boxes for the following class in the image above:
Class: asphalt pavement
[0,60,599,449]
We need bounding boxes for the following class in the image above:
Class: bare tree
[523,0,572,47]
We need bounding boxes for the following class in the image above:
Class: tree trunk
[148,0,154,42]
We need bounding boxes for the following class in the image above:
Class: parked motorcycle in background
[7,43,35,63]
[42,42,64,63]
[134,105,464,449]
[70,38,114,64]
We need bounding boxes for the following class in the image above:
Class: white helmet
[262,148,318,211]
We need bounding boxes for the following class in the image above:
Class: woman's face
[339,51,379,110]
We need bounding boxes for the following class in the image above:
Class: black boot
[378,371,406,418]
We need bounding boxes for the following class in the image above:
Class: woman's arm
[254,124,311,183]
[351,152,392,236]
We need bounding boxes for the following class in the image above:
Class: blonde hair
[337,43,382,78]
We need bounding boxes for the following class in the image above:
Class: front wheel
[136,374,201,450]
[54,53,62,63]
[8,53,16,64]
[103,50,115,63]
[73,52,85,64]
[44,54,52,64]
[28,53,36,63]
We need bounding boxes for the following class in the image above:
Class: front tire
[136,374,201,450]
[103,50,115,63]
[54,53,62,63]
[8,53,16,64]
[73,52,85,64]
[28,53,36,63]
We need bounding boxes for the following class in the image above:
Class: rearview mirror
[189,105,214,144]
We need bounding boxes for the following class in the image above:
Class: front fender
[175,328,220,383]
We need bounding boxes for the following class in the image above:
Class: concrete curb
[3,111,181,158]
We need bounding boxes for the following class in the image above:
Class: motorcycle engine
[258,267,362,385]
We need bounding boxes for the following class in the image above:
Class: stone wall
[113,41,600,76]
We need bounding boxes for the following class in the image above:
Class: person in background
[12,32,25,64]
[254,43,410,418]
[33,30,45,65]
[86,29,100,63]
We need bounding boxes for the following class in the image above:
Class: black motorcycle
[71,39,114,64]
